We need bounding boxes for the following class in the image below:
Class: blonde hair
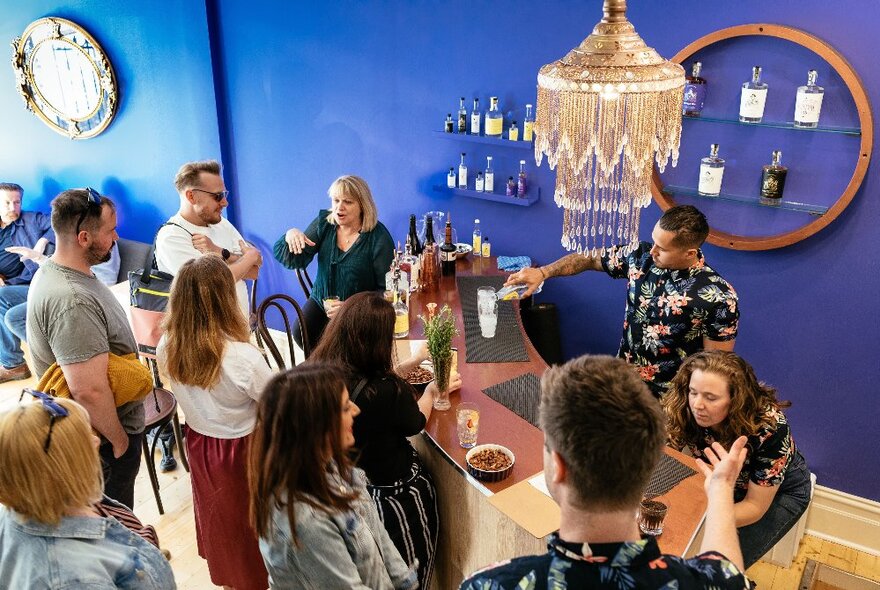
[160,255,251,389]
[174,160,222,193]
[0,398,103,524]
[325,175,379,232]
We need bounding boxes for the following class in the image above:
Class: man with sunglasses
[155,160,262,319]
[25,188,144,508]
[0,183,55,384]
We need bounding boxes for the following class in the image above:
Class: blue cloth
[4,211,55,285]
[0,500,176,589]
[0,284,28,367]
[497,255,532,272]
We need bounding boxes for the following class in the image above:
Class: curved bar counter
[403,256,708,589]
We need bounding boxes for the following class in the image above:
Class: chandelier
[535,0,685,256]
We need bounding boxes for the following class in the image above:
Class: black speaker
[521,302,564,366]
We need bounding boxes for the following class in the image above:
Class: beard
[86,241,113,266]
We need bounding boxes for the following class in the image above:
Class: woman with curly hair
[663,350,812,568]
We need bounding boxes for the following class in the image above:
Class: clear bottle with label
[458,152,468,189]
[794,70,824,128]
[470,97,481,135]
[393,279,409,339]
[444,113,453,133]
[457,97,467,134]
[401,236,420,292]
[523,104,535,141]
[472,219,482,257]
[475,172,484,192]
[447,167,456,188]
[739,66,768,123]
[484,156,495,192]
[506,176,516,196]
[508,120,519,141]
[698,144,724,196]
[760,150,787,202]
[481,236,491,257]
[495,281,544,300]
[683,61,707,117]
[517,160,527,197]
[485,96,503,137]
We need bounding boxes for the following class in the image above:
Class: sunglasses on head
[74,187,102,235]
[191,188,230,203]
[19,388,69,453]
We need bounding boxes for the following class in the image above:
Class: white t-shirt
[155,213,250,317]
[157,339,272,439]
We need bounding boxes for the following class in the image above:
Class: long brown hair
[160,255,250,389]
[663,350,791,449]
[310,291,394,378]
[248,363,358,544]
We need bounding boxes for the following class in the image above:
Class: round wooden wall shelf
[651,23,873,250]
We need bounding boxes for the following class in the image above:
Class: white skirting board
[806,484,880,556]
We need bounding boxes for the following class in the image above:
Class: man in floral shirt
[507,205,738,397]
[460,355,752,590]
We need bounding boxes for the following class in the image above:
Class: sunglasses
[74,187,102,235]
[19,388,69,453]
[191,188,230,203]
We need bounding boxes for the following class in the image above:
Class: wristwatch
[221,248,231,261]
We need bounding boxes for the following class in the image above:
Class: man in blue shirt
[460,355,752,590]
[0,183,55,383]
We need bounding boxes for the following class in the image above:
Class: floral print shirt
[684,407,797,503]
[459,534,750,590]
[602,241,739,396]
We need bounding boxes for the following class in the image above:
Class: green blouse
[273,210,394,309]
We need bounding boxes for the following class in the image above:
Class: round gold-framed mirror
[11,17,118,139]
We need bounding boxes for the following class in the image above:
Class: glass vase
[432,352,452,410]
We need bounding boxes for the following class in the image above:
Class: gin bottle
[475,172,484,192]
[739,66,768,123]
[508,120,519,141]
[484,156,495,192]
[794,70,824,128]
[698,144,725,196]
[447,167,456,188]
[485,96,503,137]
[760,150,787,202]
[683,61,707,117]
[523,104,535,141]
[457,97,467,134]
[470,98,481,135]
[472,218,482,257]
[444,113,453,133]
[458,153,468,189]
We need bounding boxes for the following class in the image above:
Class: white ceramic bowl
[465,444,515,482]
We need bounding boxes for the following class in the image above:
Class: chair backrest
[116,238,152,283]
[295,268,313,299]
[257,294,310,370]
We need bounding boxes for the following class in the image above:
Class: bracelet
[538,267,546,279]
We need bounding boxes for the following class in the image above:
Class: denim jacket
[6,211,55,285]
[259,465,419,589]
[0,503,176,589]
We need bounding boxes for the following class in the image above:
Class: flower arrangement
[420,303,458,399]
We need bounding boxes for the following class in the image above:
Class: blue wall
[0,0,221,242]
[2,1,876,503]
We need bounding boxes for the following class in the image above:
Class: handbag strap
[349,377,369,403]
[139,221,194,284]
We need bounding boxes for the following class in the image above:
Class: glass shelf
[662,185,828,216]
[432,130,535,149]
[682,115,861,136]
[432,185,541,207]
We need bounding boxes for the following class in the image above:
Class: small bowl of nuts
[465,444,515,482]
[404,362,434,394]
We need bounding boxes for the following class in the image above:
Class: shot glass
[323,295,340,317]
[456,402,480,448]
[638,499,668,536]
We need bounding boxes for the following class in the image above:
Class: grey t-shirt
[26,260,144,434]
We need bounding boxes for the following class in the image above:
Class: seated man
[0,183,55,383]
[460,355,751,589]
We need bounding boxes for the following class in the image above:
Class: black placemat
[644,453,697,499]
[483,373,541,428]
[456,275,528,363]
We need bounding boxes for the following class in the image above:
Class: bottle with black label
[440,215,457,277]
[457,97,467,133]
[760,150,787,203]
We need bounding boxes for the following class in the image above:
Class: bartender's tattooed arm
[541,253,603,277]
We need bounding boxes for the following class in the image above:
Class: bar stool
[142,387,188,515]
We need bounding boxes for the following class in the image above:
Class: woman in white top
[158,255,271,590]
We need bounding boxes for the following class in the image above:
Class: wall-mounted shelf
[683,115,861,136]
[432,185,540,207]
[433,130,534,150]
[663,185,827,216]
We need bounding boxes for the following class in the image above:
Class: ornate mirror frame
[11,17,118,139]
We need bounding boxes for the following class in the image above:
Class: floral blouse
[459,533,750,589]
[602,241,739,396]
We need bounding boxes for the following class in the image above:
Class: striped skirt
[368,455,439,590]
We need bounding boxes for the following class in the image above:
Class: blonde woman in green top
[274,175,394,352]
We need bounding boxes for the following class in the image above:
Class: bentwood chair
[295,268,313,300]
[141,387,188,515]
[256,294,310,370]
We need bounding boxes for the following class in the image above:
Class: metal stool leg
[142,429,164,515]
[172,412,189,473]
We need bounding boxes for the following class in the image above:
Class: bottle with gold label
[485,96,503,137]
[508,120,519,141]
[760,150,787,203]
[523,104,535,141]
[481,236,491,258]
[472,219,482,257]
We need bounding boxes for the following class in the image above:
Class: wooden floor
[3,374,879,589]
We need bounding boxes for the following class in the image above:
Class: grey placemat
[483,373,541,428]
[457,275,528,363]
[644,453,697,499]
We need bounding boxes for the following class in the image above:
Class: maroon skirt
[186,426,268,590]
